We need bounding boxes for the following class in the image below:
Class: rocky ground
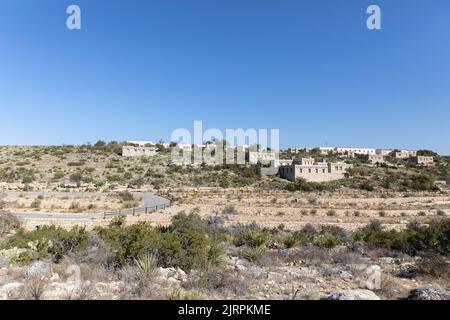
[1,243,449,300]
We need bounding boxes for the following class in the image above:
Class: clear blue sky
[1,0,449,154]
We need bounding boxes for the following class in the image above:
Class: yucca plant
[207,244,226,267]
[134,253,158,275]
[240,246,264,262]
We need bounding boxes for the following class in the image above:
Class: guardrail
[102,202,171,219]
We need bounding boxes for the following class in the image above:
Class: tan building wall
[416,156,434,166]
[395,150,417,158]
[279,158,351,182]
[367,154,385,164]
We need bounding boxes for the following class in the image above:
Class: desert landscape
[0,144,449,300]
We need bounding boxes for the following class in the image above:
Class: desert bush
[168,288,202,300]
[416,252,450,279]
[313,233,342,249]
[96,212,224,271]
[0,212,21,237]
[281,245,333,266]
[233,228,270,248]
[240,246,265,262]
[67,161,85,167]
[117,191,135,202]
[222,205,238,215]
[30,198,41,209]
[354,219,450,256]
[186,268,249,295]
[403,174,438,191]
[284,178,330,192]
[207,243,226,268]
[437,210,447,216]
[282,234,300,249]
[69,172,83,183]
[69,201,82,212]
[326,210,337,217]
[18,276,49,300]
[1,225,89,262]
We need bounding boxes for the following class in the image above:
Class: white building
[319,147,335,155]
[335,147,376,156]
[122,146,157,157]
[126,141,155,147]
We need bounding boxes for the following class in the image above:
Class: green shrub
[233,229,270,248]
[326,210,337,217]
[117,191,135,202]
[222,205,238,215]
[0,225,89,262]
[240,246,264,262]
[0,213,21,236]
[437,210,446,216]
[313,233,342,249]
[354,219,450,256]
[96,213,223,271]
[30,198,41,209]
[282,234,300,248]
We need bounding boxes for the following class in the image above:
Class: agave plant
[134,253,158,275]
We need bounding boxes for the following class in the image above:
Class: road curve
[3,192,170,221]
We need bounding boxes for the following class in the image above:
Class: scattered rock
[245,268,268,280]
[323,289,380,300]
[0,282,23,299]
[379,257,395,265]
[407,289,450,301]
[43,282,80,300]
[157,267,187,282]
[26,261,52,278]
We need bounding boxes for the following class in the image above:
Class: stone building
[279,157,351,182]
[122,146,157,157]
[248,151,278,165]
[395,150,417,159]
[416,156,434,166]
[367,154,385,164]
[335,147,376,156]
[376,149,393,156]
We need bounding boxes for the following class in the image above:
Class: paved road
[2,191,170,221]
